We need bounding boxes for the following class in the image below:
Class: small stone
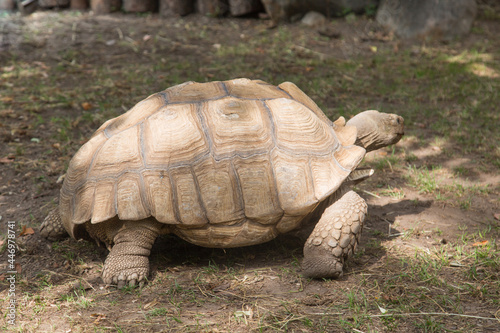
[328,239,338,248]
[301,11,326,28]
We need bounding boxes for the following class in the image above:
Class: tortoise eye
[393,116,403,125]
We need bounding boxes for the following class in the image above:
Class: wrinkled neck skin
[346,110,404,152]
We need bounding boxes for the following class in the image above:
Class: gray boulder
[38,0,70,8]
[376,0,477,41]
[261,0,379,22]
[301,11,327,28]
[229,0,264,16]
[0,0,15,10]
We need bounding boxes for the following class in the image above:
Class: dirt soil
[0,7,499,333]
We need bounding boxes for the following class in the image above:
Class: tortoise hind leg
[40,207,68,240]
[95,219,162,288]
[302,191,367,278]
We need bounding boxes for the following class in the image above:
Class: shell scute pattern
[60,79,364,244]
[201,97,274,159]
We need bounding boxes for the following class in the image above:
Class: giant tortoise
[40,78,404,287]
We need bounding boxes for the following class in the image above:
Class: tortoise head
[346,110,404,152]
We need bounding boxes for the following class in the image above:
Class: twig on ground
[368,312,499,321]
[362,190,381,199]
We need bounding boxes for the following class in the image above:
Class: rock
[376,0,477,41]
[90,0,121,14]
[261,0,379,22]
[335,0,379,13]
[0,0,15,10]
[70,0,89,10]
[197,0,229,16]
[229,0,264,16]
[159,0,194,17]
[122,0,156,12]
[301,11,326,28]
[38,0,70,8]
[17,0,39,14]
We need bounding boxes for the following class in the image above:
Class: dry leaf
[472,240,489,247]
[19,225,35,236]
[0,157,14,163]
[81,102,92,110]
[494,213,500,221]
[15,263,22,274]
[91,313,106,325]
[0,109,14,117]
[144,300,158,309]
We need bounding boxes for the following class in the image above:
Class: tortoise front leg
[302,191,367,278]
[96,220,162,288]
[40,207,68,240]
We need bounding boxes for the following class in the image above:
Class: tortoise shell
[59,79,365,247]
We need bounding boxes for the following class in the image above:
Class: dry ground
[0,6,499,333]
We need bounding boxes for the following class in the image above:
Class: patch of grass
[374,152,400,172]
[406,165,439,194]
[148,307,169,317]
[380,186,405,199]
[60,289,95,309]
[414,317,446,333]
[50,116,73,142]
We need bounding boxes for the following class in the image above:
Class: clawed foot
[102,254,149,288]
[40,208,68,240]
[40,223,67,241]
